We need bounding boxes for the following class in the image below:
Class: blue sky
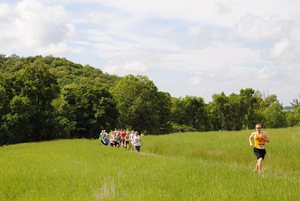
[1,0,300,105]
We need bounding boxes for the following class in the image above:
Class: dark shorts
[254,148,266,160]
[135,146,141,152]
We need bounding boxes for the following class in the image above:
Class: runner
[133,131,142,152]
[249,124,270,174]
[129,131,135,151]
[99,130,103,142]
[121,130,127,148]
[114,132,119,147]
[100,132,106,145]
[124,131,130,150]
[99,130,106,145]
[118,132,122,147]
[103,134,109,146]
[110,131,115,147]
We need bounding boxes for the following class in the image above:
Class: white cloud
[0,0,74,55]
[265,39,300,64]
[104,60,148,75]
[103,51,163,75]
[1,0,300,105]
[95,0,300,28]
[215,2,232,14]
[187,26,203,38]
[230,13,295,43]
[189,76,202,86]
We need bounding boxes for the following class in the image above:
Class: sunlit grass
[0,127,299,200]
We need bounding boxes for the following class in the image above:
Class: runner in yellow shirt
[249,124,270,174]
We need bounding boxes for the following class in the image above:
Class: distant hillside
[283,106,295,111]
[0,54,121,89]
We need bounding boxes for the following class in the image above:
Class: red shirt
[121,132,127,141]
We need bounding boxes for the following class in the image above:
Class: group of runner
[99,124,269,173]
[99,129,142,152]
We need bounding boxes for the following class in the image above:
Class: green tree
[171,97,186,127]
[286,95,300,127]
[0,85,9,144]
[209,89,259,131]
[156,91,172,133]
[2,96,34,144]
[1,64,60,143]
[239,88,257,129]
[290,95,300,108]
[171,96,208,132]
[112,75,169,134]
[286,109,300,127]
[62,84,118,138]
[206,102,220,131]
[211,92,231,130]
[228,93,243,130]
[260,101,287,128]
[52,94,77,139]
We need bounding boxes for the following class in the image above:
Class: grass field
[0,127,299,200]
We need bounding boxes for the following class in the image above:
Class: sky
[1,0,300,106]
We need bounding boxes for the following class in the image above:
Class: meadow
[0,127,299,201]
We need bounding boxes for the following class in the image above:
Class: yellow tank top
[254,131,266,149]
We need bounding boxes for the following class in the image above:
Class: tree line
[0,54,299,145]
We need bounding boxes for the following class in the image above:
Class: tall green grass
[0,127,299,200]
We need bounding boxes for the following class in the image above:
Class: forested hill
[0,54,121,89]
[1,54,300,146]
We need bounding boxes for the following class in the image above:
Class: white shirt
[130,133,135,141]
[133,135,141,146]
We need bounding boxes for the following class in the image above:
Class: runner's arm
[263,133,270,143]
[249,133,254,147]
